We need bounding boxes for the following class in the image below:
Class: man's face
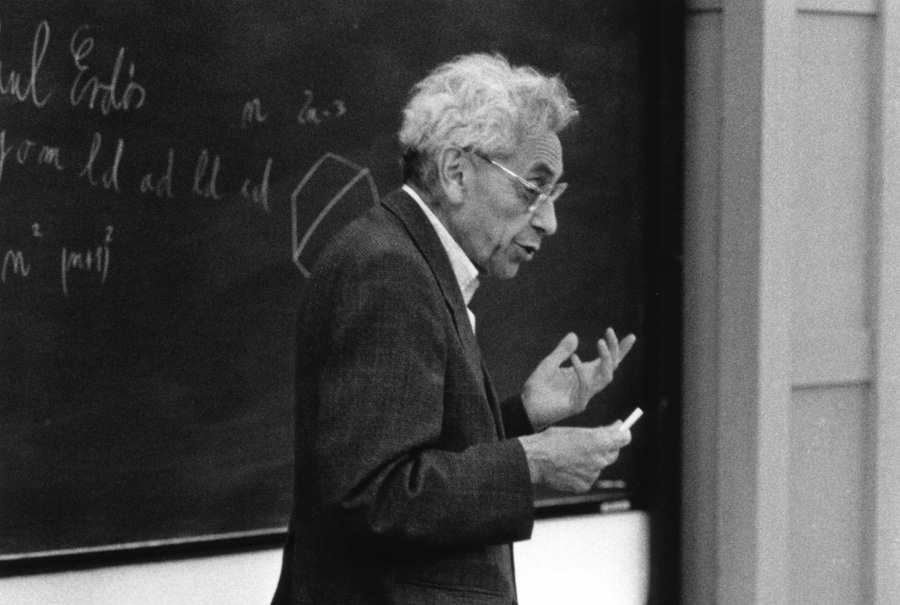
[454,131,564,279]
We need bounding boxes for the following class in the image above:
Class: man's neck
[402,183,480,306]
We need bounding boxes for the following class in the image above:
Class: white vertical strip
[718,0,794,602]
[717,4,765,601]
[682,11,724,605]
[872,2,900,602]
[755,0,795,602]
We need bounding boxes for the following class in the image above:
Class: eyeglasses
[468,149,567,213]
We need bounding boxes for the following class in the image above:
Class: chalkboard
[0,0,667,562]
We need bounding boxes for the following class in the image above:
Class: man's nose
[530,198,558,236]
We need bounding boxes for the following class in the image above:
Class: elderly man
[271,53,635,605]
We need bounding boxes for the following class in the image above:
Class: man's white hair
[399,53,579,189]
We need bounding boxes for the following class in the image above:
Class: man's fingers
[571,352,584,374]
[606,328,620,364]
[546,332,579,367]
[603,449,620,466]
[592,423,631,449]
[597,339,613,380]
[618,333,637,361]
[597,330,637,375]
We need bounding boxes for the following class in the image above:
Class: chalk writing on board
[0,119,273,206]
[61,246,108,295]
[0,17,356,215]
[79,131,124,192]
[240,157,272,211]
[20,139,65,170]
[0,19,52,108]
[1,250,31,283]
[0,225,113,296]
[241,98,268,129]
[61,238,111,297]
[192,149,222,200]
[1,18,374,287]
[291,152,379,277]
[0,129,66,189]
[297,90,347,126]
[139,148,175,199]
[0,19,147,114]
[69,24,147,115]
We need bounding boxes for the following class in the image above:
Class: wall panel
[792,14,874,333]
[790,13,875,605]
[791,13,876,391]
[789,385,867,605]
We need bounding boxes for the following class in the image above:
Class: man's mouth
[517,243,539,259]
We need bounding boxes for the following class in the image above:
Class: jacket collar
[401,184,480,308]
[382,189,477,353]
[382,189,505,437]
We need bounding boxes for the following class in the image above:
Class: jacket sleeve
[500,394,535,439]
[306,247,534,552]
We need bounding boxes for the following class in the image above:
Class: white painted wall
[683,0,900,603]
[0,512,649,605]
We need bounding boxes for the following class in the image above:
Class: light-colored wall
[0,512,649,605]
[790,12,873,603]
[683,0,900,604]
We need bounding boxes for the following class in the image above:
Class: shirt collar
[402,184,480,306]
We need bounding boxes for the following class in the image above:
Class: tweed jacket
[271,189,537,604]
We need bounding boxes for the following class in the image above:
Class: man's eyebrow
[528,163,563,183]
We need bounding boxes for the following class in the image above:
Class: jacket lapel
[382,190,505,437]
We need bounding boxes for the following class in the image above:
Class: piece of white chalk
[619,407,643,431]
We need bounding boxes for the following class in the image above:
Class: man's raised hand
[522,328,636,430]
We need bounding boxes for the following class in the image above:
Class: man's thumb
[546,332,579,365]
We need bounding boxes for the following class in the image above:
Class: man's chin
[486,261,522,280]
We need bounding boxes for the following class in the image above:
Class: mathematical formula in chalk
[2,224,113,297]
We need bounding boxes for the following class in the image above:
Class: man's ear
[436,147,468,206]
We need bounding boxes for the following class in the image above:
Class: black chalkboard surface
[0,0,664,562]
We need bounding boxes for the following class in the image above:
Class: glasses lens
[526,191,546,212]
[528,183,566,211]
[522,187,543,210]
[472,150,566,212]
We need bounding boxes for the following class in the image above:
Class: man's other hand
[522,328,636,430]
[518,424,632,492]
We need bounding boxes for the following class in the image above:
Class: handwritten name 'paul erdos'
[0,19,147,115]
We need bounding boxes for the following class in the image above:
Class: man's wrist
[518,435,545,485]
[520,390,551,432]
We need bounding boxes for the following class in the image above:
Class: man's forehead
[515,132,563,178]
